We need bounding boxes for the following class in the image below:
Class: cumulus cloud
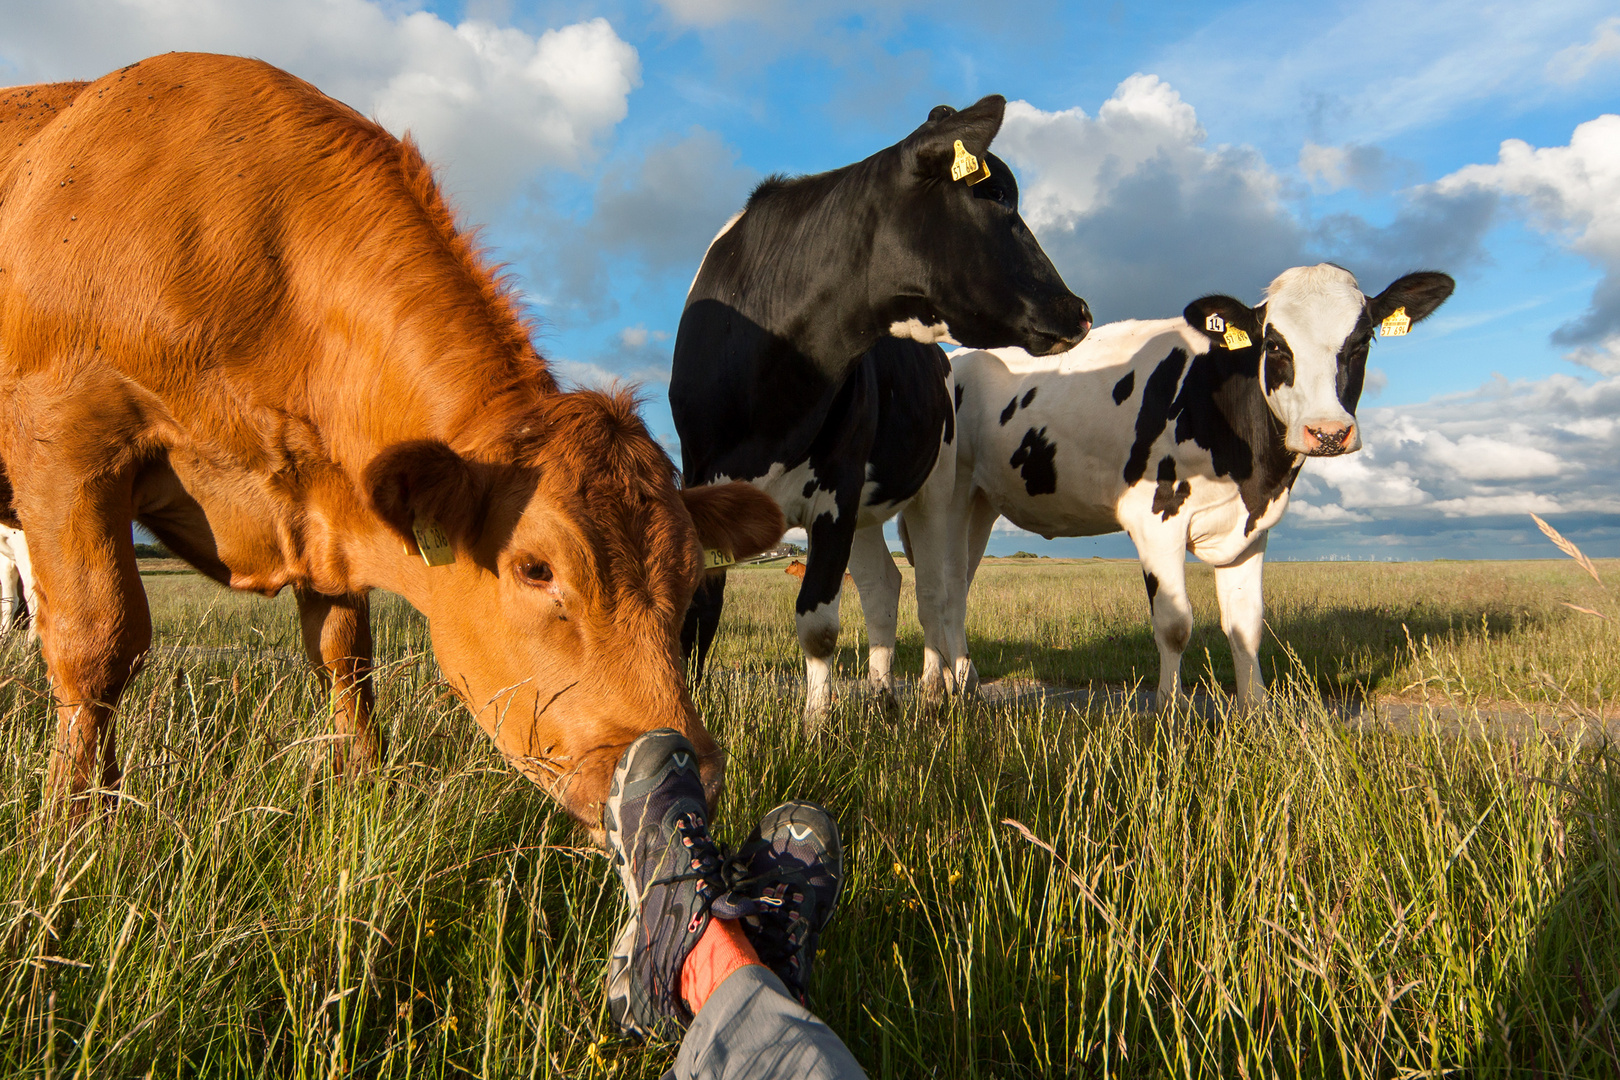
[1436,114,1620,373]
[997,75,1304,320]
[996,75,1495,321]
[1299,141,1414,194]
[1288,371,1620,541]
[0,0,639,219]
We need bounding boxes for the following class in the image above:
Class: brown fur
[784,559,853,586]
[0,55,782,827]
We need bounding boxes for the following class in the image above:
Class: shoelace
[721,843,819,1000]
[648,810,727,903]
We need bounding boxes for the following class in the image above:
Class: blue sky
[3,0,1618,559]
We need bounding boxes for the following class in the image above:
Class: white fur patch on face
[1261,264,1365,450]
[889,318,957,345]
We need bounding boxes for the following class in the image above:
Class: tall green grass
[0,563,1615,1077]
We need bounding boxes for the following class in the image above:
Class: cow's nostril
[1305,423,1354,454]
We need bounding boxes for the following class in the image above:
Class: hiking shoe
[726,800,845,1005]
[602,729,731,1039]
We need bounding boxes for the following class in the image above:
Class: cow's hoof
[802,699,834,736]
[866,677,899,714]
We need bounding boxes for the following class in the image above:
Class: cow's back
[4,52,542,468]
[0,53,548,591]
[952,320,1206,537]
[1,81,88,164]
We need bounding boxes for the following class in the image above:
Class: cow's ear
[1183,295,1262,349]
[363,440,488,555]
[911,95,1006,181]
[680,481,784,562]
[1369,272,1455,325]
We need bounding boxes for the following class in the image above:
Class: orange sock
[681,918,762,1015]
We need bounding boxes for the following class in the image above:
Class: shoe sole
[603,728,695,906]
[601,728,699,1040]
[759,800,845,927]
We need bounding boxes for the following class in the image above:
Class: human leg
[602,731,866,1079]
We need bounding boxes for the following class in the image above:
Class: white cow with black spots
[892,264,1454,707]
[0,524,34,633]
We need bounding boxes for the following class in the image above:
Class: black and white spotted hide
[894,264,1453,709]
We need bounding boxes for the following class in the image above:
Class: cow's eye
[517,560,554,586]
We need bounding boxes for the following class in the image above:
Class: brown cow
[784,560,852,586]
[0,54,783,828]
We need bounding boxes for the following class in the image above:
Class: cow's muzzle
[1301,421,1359,456]
[1023,295,1093,357]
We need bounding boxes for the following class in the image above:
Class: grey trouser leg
[672,964,868,1080]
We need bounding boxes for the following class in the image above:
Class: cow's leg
[680,571,727,680]
[846,523,902,706]
[0,559,18,634]
[797,513,859,732]
[1214,534,1268,709]
[1136,531,1193,709]
[32,481,151,812]
[941,489,998,696]
[903,443,964,700]
[296,588,381,773]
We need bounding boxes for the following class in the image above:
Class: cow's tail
[897,514,916,567]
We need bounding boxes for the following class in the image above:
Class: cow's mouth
[1024,323,1090,357]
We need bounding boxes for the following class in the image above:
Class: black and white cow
[891,264,1454,707]
[670,95,1091,724]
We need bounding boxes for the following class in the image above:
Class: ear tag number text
[1379,306,1411,336]
[411,516,455,567]
[1222,326,1252,349]
[702,548,736,570]
[950,139,991,184]
[1205,314,1225,333]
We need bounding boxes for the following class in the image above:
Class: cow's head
[875,96,1091,357]
[363,390,783,831]
[1184,265,1454,456]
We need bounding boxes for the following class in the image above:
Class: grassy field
[0,556,1616,1077]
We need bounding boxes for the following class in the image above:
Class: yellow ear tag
[410,515,455,567]
[702,548,735,570]
[1379,306,1411,337]
[950,139,991,184]
[1223,326,1252,349]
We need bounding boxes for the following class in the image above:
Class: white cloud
[1288,502,1372,524]
[1548,15,1620,84]
[998,74,1496,323]
[551,356,670,391]
[997,76,1304,320]
[1436,114,1620,372]
[1429,494,1564,517]
[1294,369,1620,525]
[620,326,670,349]
[1309,452,1429,510]
[992,518,1038,537]
[1402,430,1565,481]
[1299,141,1410,194]
[0,1,639,220]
